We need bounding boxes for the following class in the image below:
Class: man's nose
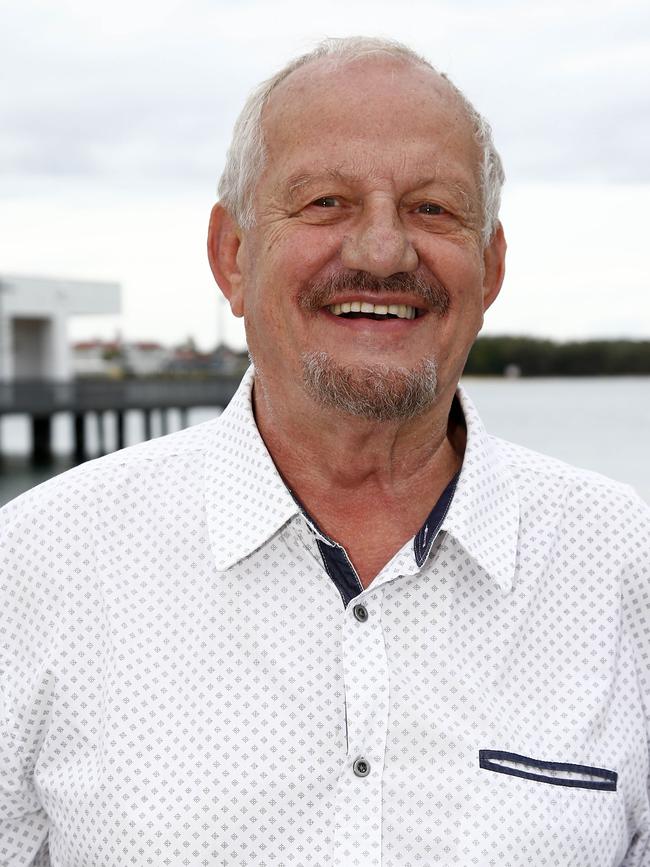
[340,202,418,277]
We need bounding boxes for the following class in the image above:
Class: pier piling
[31,415,53,465]
[73,413,86,463]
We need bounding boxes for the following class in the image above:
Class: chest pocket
[479,749,617,791]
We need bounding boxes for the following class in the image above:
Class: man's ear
[481,222,507,312]
[207,204,245,318]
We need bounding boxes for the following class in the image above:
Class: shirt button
[353,604,368,622]
[353,757,371,777]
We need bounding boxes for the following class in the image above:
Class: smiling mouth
[327,302,421,320]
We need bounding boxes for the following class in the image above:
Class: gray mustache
[298,271,450,315]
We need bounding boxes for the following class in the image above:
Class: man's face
[222,55,505,418]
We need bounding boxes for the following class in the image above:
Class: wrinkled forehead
[268,54,470,132]
[260,53,481,185]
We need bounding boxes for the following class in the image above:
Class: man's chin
[300,351,439,422]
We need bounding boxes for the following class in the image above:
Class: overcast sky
[1,0,649,349]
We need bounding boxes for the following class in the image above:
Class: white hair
[218,36,505,245]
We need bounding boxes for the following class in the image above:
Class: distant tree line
[465,336,650,376]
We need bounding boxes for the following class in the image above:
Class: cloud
[2,0,650,190]
[1,0,648,347]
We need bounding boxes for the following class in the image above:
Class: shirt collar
[204,366,300,570]
[205,368,520,591]
[440,385,520,593]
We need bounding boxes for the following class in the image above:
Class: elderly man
[2,36,650,867]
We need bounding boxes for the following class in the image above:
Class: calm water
[464,376,650,503]
[1,377,649,507]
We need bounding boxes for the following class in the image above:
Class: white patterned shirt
[1,366,650,867]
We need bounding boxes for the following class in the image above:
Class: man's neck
[252,375,465,587]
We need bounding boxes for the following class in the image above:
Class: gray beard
[301,351,439,422]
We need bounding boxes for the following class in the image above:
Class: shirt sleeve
[0,492,59,866]
[621,491,650,865]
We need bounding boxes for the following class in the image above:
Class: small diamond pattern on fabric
[1,365,650,866]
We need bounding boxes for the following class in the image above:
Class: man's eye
[417,203,446,215]
[311,197,339,208]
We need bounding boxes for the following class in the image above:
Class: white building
[72,339,123,377]
[0,274,120,381]
[72,339,172,377]
[123,341,173,376]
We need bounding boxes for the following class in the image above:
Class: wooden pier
[0,375,243,464]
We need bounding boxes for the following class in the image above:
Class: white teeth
[327,302,418,319]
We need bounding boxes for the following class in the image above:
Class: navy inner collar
[413,470,460,566]
[294,468,461,606]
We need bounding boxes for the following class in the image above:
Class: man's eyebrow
[284,169,354,201]
[282,169,476,212]
[409,176,475,210]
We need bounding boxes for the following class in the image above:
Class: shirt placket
[333,589,389,867]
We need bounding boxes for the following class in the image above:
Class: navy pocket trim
[479,750,617,791]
